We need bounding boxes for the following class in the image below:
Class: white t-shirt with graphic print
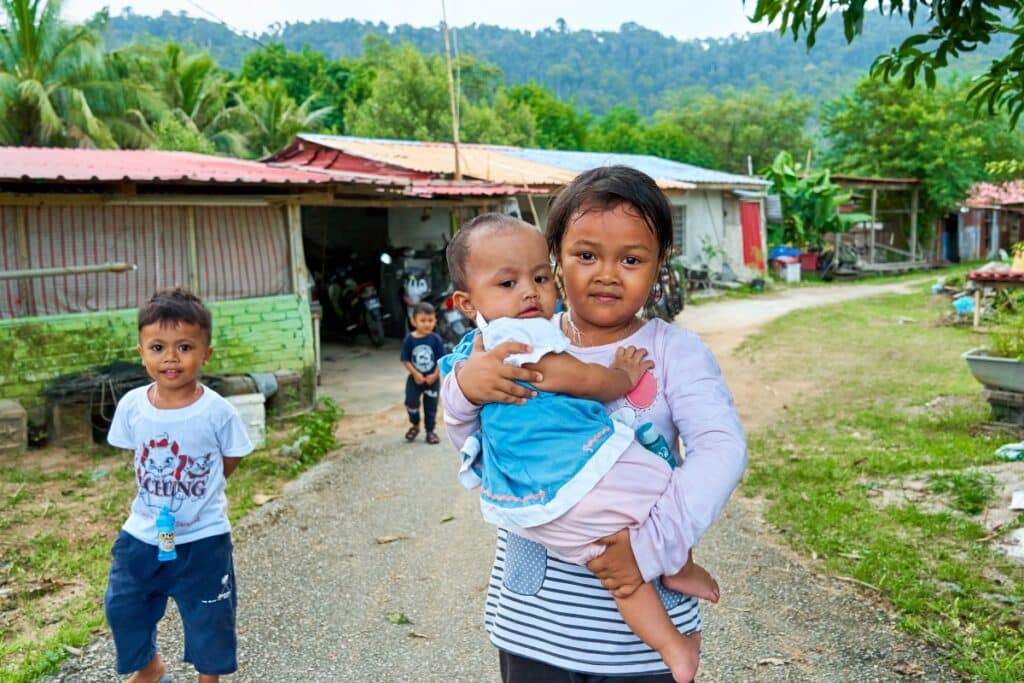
[108,384,253,546]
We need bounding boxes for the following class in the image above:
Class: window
[672,204,687,254]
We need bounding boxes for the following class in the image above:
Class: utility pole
[442,0,461,180]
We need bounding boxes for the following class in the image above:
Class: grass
[740,280,1024,681]
[685,260,981,307]
[0,399,340,683]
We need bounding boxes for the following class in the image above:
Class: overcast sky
[62,1,769,41]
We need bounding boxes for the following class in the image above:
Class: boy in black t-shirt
[400,302,447,444]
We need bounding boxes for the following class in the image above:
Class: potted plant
[963,313,1024,392]
[1011,241,1024,273]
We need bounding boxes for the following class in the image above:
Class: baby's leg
[615,583,700,683]
[662,549,720,603]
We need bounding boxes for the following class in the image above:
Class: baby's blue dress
[439,317,634,529]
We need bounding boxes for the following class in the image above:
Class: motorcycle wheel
[367,314,385,347]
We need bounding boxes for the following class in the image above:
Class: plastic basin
[962,348,1024,392]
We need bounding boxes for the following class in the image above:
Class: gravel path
[46,280,960,683]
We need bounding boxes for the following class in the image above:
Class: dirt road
[49,280,958,682]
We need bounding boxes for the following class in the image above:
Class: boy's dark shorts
[104,530,237,676]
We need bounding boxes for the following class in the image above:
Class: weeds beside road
[738,287,1024,681]
[3,275,1022,681]
[0,400,340,683]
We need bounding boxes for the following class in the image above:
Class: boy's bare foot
[663,562,720,603]
[659,630,701,683]
[126,654,165,683]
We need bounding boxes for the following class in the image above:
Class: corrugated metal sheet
[404,182,521,197]
[0,147,340,185]
[968,181,1024,209]
[299,134,582,187]
[299,135,776,191]
[265,139,424,185]
[487,145,766,189]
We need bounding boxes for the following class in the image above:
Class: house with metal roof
[268,135,770,279]
[0,147,356,438]
[0,146,520,444]
[955,181,1024,262]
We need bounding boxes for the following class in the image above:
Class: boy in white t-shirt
[105,288,252,683]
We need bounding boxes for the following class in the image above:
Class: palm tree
[114,41,253,156]
[238,79,332,157]
[0,0,153,147]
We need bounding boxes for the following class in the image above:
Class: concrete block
[0,399,27,456]
[225,393,266,450]
[48,401,94,447]
[266,370,307,420]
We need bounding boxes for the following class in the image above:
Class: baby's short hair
[446,213,536,291]
[138,287,212,343]
[413,302,436,317]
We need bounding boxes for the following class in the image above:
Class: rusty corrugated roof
[298,135,697,191]
[0,146,384,186]
[967,181,1024,209]
[404,181,521,197]
[299,134,580,187]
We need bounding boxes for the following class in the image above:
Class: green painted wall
[0,295,314,422]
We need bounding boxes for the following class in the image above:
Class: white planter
[226,393,266,449]
[963,348,1024,393]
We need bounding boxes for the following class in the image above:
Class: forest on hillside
[4,1,1024,227]
[103,9,1011,115]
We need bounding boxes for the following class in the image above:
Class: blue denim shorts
[104,530,237,676]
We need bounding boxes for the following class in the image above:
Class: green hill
[102,9,1010,115]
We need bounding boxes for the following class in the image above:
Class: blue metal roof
[483,145,768,188]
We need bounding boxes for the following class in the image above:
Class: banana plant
[762,150,872,249]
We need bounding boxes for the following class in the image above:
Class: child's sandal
[425,431,441,445]
[405,426,420,442]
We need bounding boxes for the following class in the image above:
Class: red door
[740,200,764,270]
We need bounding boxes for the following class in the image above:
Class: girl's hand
[587,529,644,598]
[457,334,542,405]
[610,346,655,388]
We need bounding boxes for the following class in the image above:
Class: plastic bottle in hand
[637,423,676,469]
[156,507,177,561]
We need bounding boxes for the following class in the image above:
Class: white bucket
[226,393,266,449]
[784,262,801,283]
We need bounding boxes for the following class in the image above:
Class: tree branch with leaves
[747,1,1024,125]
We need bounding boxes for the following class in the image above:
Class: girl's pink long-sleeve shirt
[442,317,747,581]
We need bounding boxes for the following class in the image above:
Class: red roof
[967,181,1024,209]
[267,139,521,197]
[0,146,377,186]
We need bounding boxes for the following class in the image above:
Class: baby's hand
[612,346,654,388]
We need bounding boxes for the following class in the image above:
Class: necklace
[149,382,202,409]
[562,308,585,345]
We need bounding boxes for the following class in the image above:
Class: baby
[439,213,717,682]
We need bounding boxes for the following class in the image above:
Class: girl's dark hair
[446,212,535,291]
[138,287,212,343]
[546,165,673,259]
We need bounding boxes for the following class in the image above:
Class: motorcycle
[432,284,473,351]
[645,257,685,322]
[326,260,388,346]
[391,243,473,351]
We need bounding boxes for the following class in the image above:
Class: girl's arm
[527,346,653,402]
[590,330,747,591]
[441,334,540,450]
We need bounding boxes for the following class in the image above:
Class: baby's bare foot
[659,631,701,683]
[663,562,720,603]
